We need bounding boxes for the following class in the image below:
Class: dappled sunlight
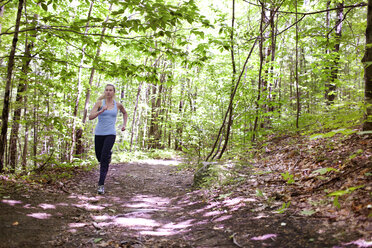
[137,159,181,167]
[92,214,111,222]
[74,195,100,201]
[343,239,372,247]
[115,217,159,228]
[68,223,87,228]
[251,234,277,241]
[213,215,232,222]
[1,199,22,206]
[124,194,171,209]
[162,219,194,229]
[223,197,256,206]
[38,203,56,210]
[204,210,224,217]
[56,202,69,207]
[74,192,220,238]
[23,203,33,209]
[73,202,105,211]
[138,219,195,236]
[27,212,52,220]
[222,197,255,211]
[253,213,269,219]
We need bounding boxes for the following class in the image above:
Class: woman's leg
[94,135,105,163]
[98,135,116,186]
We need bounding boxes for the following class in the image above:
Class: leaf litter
[0,132,370,247]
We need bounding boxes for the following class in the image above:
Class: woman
[89,84,128,194]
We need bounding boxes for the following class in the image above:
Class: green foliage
[300,209,316,216]
[312,167,339,175]
[255,188,265,198]
[0,0,367,175]
[275,202,291,214]
[310,128,357,140]
[327,185,365,208]
[281,171,295,184]
[147,149,180,160]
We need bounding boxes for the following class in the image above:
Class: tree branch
[243,1,367,15]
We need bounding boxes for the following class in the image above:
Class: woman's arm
[89,100,106,120]
[117,102,128,131]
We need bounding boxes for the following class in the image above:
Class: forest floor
[0,133,371,247]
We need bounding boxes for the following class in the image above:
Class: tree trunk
[326,1,344,104]
[175,80,184,151]
[268,8,278,113]
[8,41,33,173]
[8,5,39,173]
[363,0,372,130]
[0,5,5,40]
[70,0,94,160]
[148,82,163,149]
[252,2,267,142]
[33,81,38,169]
[75,3,112,155]
[21,78,30,172]
[130,82,143,151]
[0,0,24,172]
[216,0,236,159]
[295,0,300,129]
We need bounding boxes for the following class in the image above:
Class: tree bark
[75,3,112,155]
[363,0,372,130]
[9,2,39,173]
[326,1,344,104]
[175,79,184,151]
[295,0,300,129]
[216,0,236,159]
[0,0,24,172]
[252,3,266,142]
[70,0,94,160]
[9,41,32,173]
[130,82,143,151]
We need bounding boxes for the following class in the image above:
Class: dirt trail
[0,160,367,248]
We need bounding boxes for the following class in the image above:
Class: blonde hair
[98,84,116,101]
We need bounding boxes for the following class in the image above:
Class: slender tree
[70,0,94,159]
[295,0,300,129]
[0,0,24,172]
[215,0,236,159]
[8,1,39,172]
[76,3,112,155]
[326,1,344,104]
[363,0,372,130]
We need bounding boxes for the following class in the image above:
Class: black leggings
[95,135,116,186]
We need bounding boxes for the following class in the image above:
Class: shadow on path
[0,159,367,247]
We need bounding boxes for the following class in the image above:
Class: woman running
[89,84,128,194]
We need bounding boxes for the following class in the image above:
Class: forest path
[0,159,366,248]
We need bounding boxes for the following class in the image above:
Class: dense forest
[0,0,371,247]
[0,0,370,171]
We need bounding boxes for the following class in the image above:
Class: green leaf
[300,209,316,216]
[328,185,365,197]
[94,238,103,243]
[281,172,295,184]
[333,196,341,208]
[312,167,339,175]
[41,3,48,11]
[357,131,372,135]
[275,202,290,214]
[310,134,324,140]
[255,188,265,198]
